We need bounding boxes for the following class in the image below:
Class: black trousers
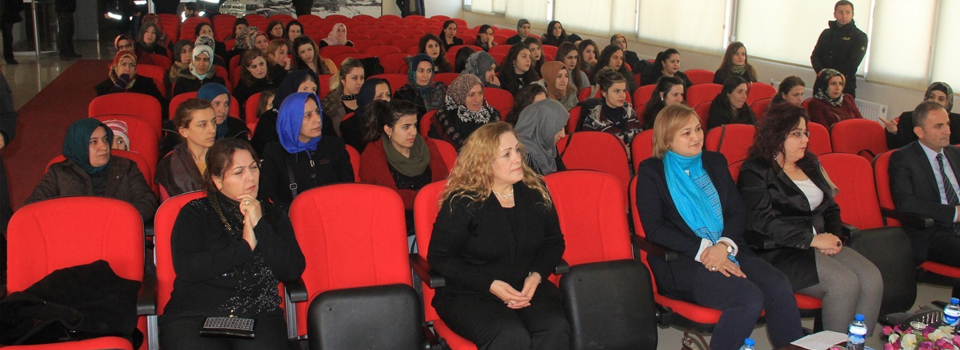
[56,12,74,55]
[159,310,289,350]
[928,234,960,298]
[434,282,571,350]
[1,21,13,61]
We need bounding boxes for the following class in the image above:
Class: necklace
[492,188,514,199]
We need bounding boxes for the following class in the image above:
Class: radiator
[855,99,888,123]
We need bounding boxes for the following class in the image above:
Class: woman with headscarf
[137,22,168,57]
[140,14,168,48]
[27,118,157,220]
[434,74,501,150]
[342,78,392,152]
[515,99,569,175]
[359,99,450,211]
[318,23,354,48]
[167,40,193,94]
[94,50,164,103]
[103,119,129,151]
[156,98,215,198]
[394,54,448,118]
[259,92,354,210]
[250,69,320,156]
[172,37,225,96]
[806,69,862,127]
[538,61,577,111]
[505,18,531,45]
[463,51,501,88]
[197,83,250,141]
[194,23,228,61]
[227,25,258,61]
[884,82,960,148]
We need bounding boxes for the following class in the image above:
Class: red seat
[434,72,458,86]
[268,14,295,25]
[565,106,581,134]
[432,138,457,171]
[630,129,655,173]
[144,53,171,71]
[497,29,517,37]
[489,52,506,66]
[694,101,711,128]
[831,118,887,161]
[157,14,180,43]
[179,17,211,41]
[214,65,232,93]
[244,92,262,132]
[135,64,167,98]
[89,92,163,133]
[169,91,241,120]
[332,52,372,66]
[229,55,241,79]
[345,144,360,182]
[684,69,715,85]
[686,83,722,108]
[483,87,514,117]
[288,184,412,339]
[746,82,776,105]
[802,98,812,110]
[541,45,558,62]
[487,45,511,56]
[379,52,411,74]
[704,124,756,164]
[364,45,402,56]
[492,34,508,45]
[369,73,406,94]
[807,122,832,155]
[750,98,772,121]
[318,45,359,60]
[420,110,437,138]
[1,337,134,350]
[456,34,476,46]
[561,131,630,195]
[7,197,147,350]
[632,84,657,110]
[93,115,160,170]
[351,39,383,52]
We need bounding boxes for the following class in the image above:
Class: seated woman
[226,25,257,61]
[265,39,291,84]
[541,21,570,47]
[596,44,637,94]
[266,20,284,41]
[137,22,169,57]
[641,49,692,89]
[524,37,546,79]
[497,44,538,96]
[578,40,600,81]
[94,50,165,103]
[167,40,193,95]
[224,17,247,41]
[342,78,391,152]
[27,118,157,220]
[463,51,501,88]
[438,20,463,52]
[428,121,571,349]
[504,18,531,45]
[197,83,250,140]
[714,42,758,84]
[770,76,806,108]
[641,76,686,130]
[285,20,304,44]
[579,67,642,146]
[475,25,496,52]
[454,47,474,74]
[556,42,590,90]
[707,76,757,130]
[194,23,227,61]
[251,70,319,156]
[419,34,453,73]
[253,31,270,53]
[884,82,960,148]
[318,23,354,48]
[394,54,448,118]
[434,74,501,150]
[806,69,861,127]
[359,99,449,210]
[160,138,305,349]
[636,104,804,350]
[291,36,337,76]
[538,61,577,111]
[172,40,225,96]
[738,103,882,336]
[611,33,651,77]
[321,58,365,137]
[505,84,547,126]
[515,99,569,175]
[233,49,278,109]
[156,98,215,197]
[259,92,354,210]
[103,119,129,151]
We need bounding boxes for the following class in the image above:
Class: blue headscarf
[274,70,320,112]
[197,83,231,140]
[62,118,113,174]
[277,92,323,154]
[663,150,738,265]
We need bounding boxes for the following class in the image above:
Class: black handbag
[199,316,256,339]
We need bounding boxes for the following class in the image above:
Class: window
[505,0,550,28]
[868,0,936,89]
[554,0,638,38]
[638,0,727,54]
[466,0,505,14]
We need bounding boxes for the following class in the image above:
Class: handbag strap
[285,156,299,200]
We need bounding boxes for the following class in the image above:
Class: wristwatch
[718,241,733,254]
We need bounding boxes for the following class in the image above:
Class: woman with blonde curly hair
[428,121,571,350]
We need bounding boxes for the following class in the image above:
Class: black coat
[258,138,355,210]
[0,0,23,24]
[889,141,960,263]
[636,151,750,298]
[889,111,960,149]
[641,70,692,90]
[171,75,226,97]
[811,20,868,95]
[624,50,652,76]
[706,97,757,130]
[93,76,165,105]
[737,157,843,291]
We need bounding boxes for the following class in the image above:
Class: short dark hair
[835,0,854,11]
[204,138,259,194]
[173,98,213,129]
[913,101,946,129]
[748,103,816,170]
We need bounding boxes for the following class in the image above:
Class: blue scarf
[63,118,113,174]
[663,151,738,265]
[277,92,322,154]
[197,83,231,140]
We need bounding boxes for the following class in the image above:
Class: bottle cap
[745,338,755,346]
[951,297,959,304]
[855,314,865,321]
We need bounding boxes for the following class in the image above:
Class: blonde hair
[330,57,364,92]
[652,104,700,159]
[266,39,287,65]
[440,122,552,208]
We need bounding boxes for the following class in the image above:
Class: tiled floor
[3,40,957,350]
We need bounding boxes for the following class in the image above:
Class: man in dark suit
[889,100,960,298]
[810,0,868,98]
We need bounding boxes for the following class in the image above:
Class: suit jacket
[889,141,960,263]
[737,157,843,291]
[889,111,960,149]
[636,151,750,299]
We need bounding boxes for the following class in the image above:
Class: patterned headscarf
[927,82,955,112]
[813,68,846,107]
[108,50,138,89]
[190,36,216,80]
[444,74,496,123]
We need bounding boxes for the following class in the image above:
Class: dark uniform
[811,20,868,98]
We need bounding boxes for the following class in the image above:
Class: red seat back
[686,83,722,108]
[432,138,457,172]
[746,82,776,105]
[434,72,459,87]
[565,106,581,134]
[630,130,655,173]
[750,98,772,121]
[561,131,630,194]
[318,45,359,60]
[364,45,402,56]
[420,110,437,137]
[154,191,206,313]
[93,115,160,169]
[819,153,884,230]
[379,52,411,74]
[704,124,756,164]
[831,118,887,161]
[694,101,711,128]
[544,171,632,267]
[807,121,832,155]
[413,181,446,323]
[684,69,714,85]
[345,144,360,182]
[632,84,657,110]
[488,45,511,56]
[145,53,172,71]
[483,87,514,117]
[728,160,744,183]
[89,92,163,133]
[245,92,262,132]
[873,150,899,226]
[180,17,211,41]
[135,64,167,98]
[289,184,410,337]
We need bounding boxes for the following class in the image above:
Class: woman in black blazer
[428,121,570,350]
[636,104,802,350]
[737,103,882,335]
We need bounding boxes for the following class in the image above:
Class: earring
[773,154,780,162]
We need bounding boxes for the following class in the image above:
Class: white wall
[381,0,463,19]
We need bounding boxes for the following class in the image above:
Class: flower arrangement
[877,322,960,350]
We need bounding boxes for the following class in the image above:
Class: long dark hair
[597,44,630,82]
[523,37,545,77]
[578,39,599,82]
[772,76,805,105]
[497,44,539,94]
[284,20,303,41]
[291,36,328,74]
[505,84,547,126]
[642,76,685,130]
[716,42,757,82]
[653,48,680,74]
[454,47,474,73]
[239,49,269,86]
[418,34,452,72]
[555,42,584,89]
[715,76,749,112]
[439,20,457,41]
[266,20,284,40]
[361,99,419,144]
[747,103,816,171]
[543,21,568,46]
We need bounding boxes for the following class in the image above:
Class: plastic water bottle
[738,338,755,350]
[942,297,960,332]
[847,314,867,350]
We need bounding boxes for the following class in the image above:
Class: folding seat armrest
[409,254,446,289]
[880,207,934,229]
[144,218,155,237]
[422,325,442,350]
[138,261,158,316]
[554,260,570,275]
[285,277,308,303]
[745,234,777,250]
[631,235,678,261]
[841,222,860,244]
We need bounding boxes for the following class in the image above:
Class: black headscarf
[273,69,320,112]
[63,118,113,174]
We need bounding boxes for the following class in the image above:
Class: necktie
[935,153,960,235]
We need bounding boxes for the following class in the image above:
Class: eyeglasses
[118,43,133,49]
[789,130,811,138]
